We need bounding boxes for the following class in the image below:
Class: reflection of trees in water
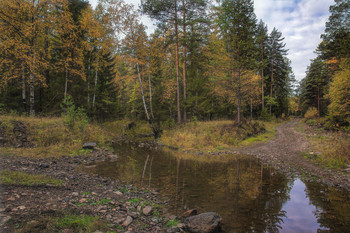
[303,181,350,232]
[87,144,293,232]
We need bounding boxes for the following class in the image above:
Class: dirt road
[239,119,350,191]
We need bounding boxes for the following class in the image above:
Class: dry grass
[0,115,114,158]
[300,119,350,169]
[160,120,274,153]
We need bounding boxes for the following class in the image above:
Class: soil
[0,149,181,233]
[238,118,350,191]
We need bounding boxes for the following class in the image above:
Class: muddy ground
[238,119,350,191]
[0,149,182,233]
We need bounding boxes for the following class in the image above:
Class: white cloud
[254,0,334,81]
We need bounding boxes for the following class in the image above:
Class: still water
[86,143,350,232]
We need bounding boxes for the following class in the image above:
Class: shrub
[304,107,319,120]
[259,108,271,121]
[61,95,89,131]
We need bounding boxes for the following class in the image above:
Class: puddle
[85,143,350,232]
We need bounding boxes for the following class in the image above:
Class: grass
[166,219,179,228]
[0,115,152,158]
[55,214,102,232]
[299,118,350,170]
[160,119,280,153]
[0,170,63,186]
[12,213,108,233]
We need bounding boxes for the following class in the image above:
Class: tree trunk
[182,0,187,123]
[22,63,27,114]
[317,86,320,117]
[175,0,181,124]
[250,99,253,119]
[237,70,241,124]
[148,73,154,119]
[92,68,98,109]
[87,52,91,105]
[137,62,150,120]
[64,69,68,102]
[270,48,275,115]
[29,72,35,116]
[261,41,264,110]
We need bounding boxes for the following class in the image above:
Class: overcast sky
[89,0,335,82]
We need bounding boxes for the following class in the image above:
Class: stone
[142,206,153,216]
[183,209,197,217]
[39,163,50,168]
[137,206,142,212]
[0,215,11,226]
[82,142,97,150]
[72,192,79,196]
[114,191,123,196]
[92,231,103,233]
[122,216,133,227]
[62,229,74,233]
[18,206,26,210]
[185,212,222,233]
[79,198,87,203]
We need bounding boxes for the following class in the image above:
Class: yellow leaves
[328,58,350,123]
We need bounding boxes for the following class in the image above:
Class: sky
[88,0,335,82]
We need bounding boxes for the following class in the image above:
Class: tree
[255,20,269,110]
[216,0,257,123]
[0,0,54,116]
[142,0,182,123]
[320,0,350,60]
[267,28,287,114]
[328,59,350,126]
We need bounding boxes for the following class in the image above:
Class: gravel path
[238,119,350,191]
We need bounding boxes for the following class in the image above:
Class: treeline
[0,0,294,124]
[299,0,350,128]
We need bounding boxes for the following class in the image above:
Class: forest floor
[238,118,350,191]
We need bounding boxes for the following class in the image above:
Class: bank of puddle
[85,143,350,232]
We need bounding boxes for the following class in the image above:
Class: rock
[183,209,197,217]
[0,215,11,226]
[39,163,50,168]
[137,206,142,212]
[122,216,133,227]
[72,192,79,196]
[114,191,123,196]
[62,229,74,233]
[79,198,87,203]
[142,206,153,216]
[82,142,97,150]
[18,206,26,210]
[92,231,104,233]
[185,212,222,233]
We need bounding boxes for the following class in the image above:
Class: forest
[0,0,297,126]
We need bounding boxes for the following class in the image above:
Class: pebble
[122,216,133,227]
[143,206,153,215]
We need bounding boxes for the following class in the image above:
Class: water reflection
[85,143,350,232]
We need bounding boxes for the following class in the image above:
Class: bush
[304,107,319,120]
[61,95,89,131]
[259,108,271,121]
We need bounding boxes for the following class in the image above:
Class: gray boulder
[185,212,222,233]
[82,142,97,150]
